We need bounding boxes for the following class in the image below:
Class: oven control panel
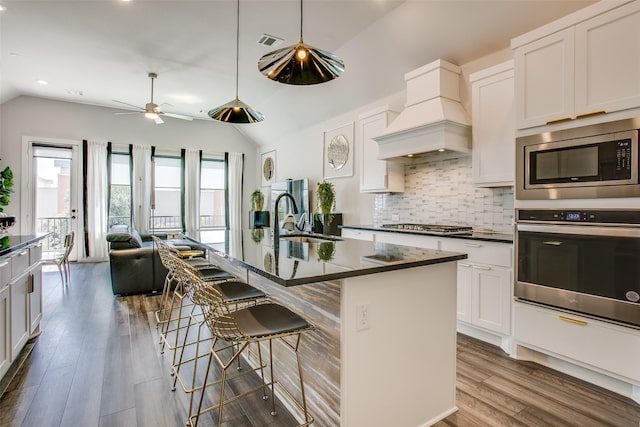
[517,209,640,225]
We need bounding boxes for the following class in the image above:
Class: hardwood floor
[0,262,639,426]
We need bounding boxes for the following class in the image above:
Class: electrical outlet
[356,303,371,331]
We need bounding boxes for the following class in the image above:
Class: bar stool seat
[232,304,310,338]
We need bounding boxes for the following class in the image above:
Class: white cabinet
[0,285,10,379]
[29,266,42,335]
[470,61,515,187]
[513,302,640,384]
[441,238,513,336]
[10,271,29,359]
[375,231,440,249]
[359,106,404,193]
[513,1,640,129]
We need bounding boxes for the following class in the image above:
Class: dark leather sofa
[106,225,202,295]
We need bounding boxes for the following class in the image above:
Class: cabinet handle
[27,273,34,294]
[559,315,587,326]
[458,262,471,267]
[463,243,482,248]
[543,241,563,246]
[472,265,491,271]
[19,250,29,256]
[0,261,8,268]
[546,117,573,125]
[576,110,607,120]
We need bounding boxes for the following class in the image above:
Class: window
[199,158,226,244]
[153,156,182,230]
[108,152,131,227]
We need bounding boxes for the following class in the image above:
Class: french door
[21,138,82,261]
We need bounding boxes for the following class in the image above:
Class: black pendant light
[258,0,345,85]
[208,0,264,123]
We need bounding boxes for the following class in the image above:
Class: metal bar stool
[152,236,219,326]
[181,268,314,427]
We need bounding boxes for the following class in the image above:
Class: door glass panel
[33,146,73,257]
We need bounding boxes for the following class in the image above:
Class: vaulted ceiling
[0,0,596,145]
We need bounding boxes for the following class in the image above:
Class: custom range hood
[374,59,471,160]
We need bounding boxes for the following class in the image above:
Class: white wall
[257,49,513,228]
[0,95,258,227]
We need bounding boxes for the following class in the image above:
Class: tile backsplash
[373,156,514,233]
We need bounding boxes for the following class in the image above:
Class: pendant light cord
[299,0,303,40]
[235,0,240,100]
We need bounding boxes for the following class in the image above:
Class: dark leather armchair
[106,226,201,295]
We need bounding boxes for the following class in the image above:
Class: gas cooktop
[381,223,474,235]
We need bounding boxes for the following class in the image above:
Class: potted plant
[313,181,342,235]
[0,165,15,230]
[249,188,270,229]
[317,241,336,262]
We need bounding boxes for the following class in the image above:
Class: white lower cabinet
[457,262,512,335]
[10,271,29,359]
[29,266,43,335]
[340,228,375,242]
[0,285,10,378]
[513,302,640,384]
[441,239,513,337]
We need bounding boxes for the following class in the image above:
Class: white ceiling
[0,0,596,146]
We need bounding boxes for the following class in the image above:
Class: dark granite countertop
[0,233,51,257]
[187,230,467,287]
[340,225,513,244]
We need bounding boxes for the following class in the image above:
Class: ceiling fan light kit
[258,0,345,85]
[209,0,264,124]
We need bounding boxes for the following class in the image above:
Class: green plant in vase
[251,228,264,243]
[316,180,335,225]
[251,189,264,211]
[0,165,14,214]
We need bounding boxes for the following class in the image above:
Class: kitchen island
[190,230,467,427]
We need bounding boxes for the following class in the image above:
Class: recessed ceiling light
[36,79,48,85]
[9,52,19,57]
[0,5,7,12]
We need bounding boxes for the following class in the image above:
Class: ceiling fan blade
[112,99,144,110]
[163,112,194,121]
[114,112,141,115]
[154,116,164,125]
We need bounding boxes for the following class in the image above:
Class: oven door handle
[517,223,640,237]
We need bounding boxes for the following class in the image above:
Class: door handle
[543,241,563,246]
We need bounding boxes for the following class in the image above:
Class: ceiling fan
[113,72,193,124]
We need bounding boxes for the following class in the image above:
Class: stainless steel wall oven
[515,209,640,327]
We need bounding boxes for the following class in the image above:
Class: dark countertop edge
[340,225,514,244]
[215,251,467,287]
[0,233,51,258]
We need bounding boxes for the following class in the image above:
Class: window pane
[153,156,182,230]
[154,157,181,188]
[109,153,131,228]
[201,160,224,189]
[111,154,130,185]
[200,159,226,229]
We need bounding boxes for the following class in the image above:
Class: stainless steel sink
[281,234,342,243]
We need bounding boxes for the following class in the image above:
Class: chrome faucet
[273,192,299,242]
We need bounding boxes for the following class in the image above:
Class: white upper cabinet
[513,1,640,130]
[574,1,640,116]
[470,60,515,187]
[359,106,404,193]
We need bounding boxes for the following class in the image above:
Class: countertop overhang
[0,233,51,257]
[189,230,467,287]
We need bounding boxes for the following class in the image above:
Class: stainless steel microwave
[516,117,640,199]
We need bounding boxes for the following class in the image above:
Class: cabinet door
[0,285,10,378]
[515,28,575,129]
[29,266,43,335]
[575,1,640,117]
[471,62,515,187]
[456,263,473,323]
[471,266,512,335]
[360,109,403,193]
[10,273,29,360]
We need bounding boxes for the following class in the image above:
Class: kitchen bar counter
[341,224,513,243]
[188,230,466,427]
[0,234,50,257]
